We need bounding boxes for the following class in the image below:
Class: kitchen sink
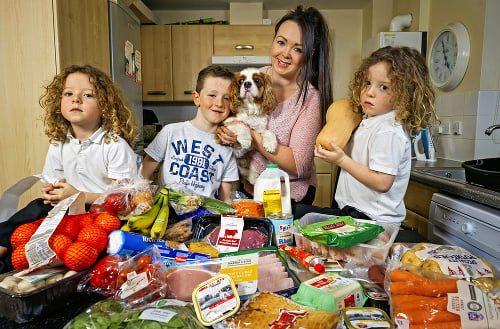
[419,168,466,181]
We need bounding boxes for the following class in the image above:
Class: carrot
[390,279,458,297]
[390,269,428,283]
[409,322,462,329]
[394,308,460,324]
[391,295,448,311]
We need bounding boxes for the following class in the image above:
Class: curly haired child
[0,65,139,272]
[298,46,438,223]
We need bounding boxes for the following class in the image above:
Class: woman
[219,6,333,205]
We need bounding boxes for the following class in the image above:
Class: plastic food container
[292,213,399,264]
[0,269,87,323]
[191,214,273,250]
[341,307,394,329]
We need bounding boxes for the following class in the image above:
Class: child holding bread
[298,46,438,223]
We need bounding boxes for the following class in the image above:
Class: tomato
[117,267,136,286]
[89,255,124,296]
[140,263,156,280]
[137,255,152,271]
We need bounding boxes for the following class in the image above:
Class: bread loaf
[316,98,362,150]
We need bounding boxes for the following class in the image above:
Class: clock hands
[441,40,451,72]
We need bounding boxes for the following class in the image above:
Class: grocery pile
[1,185,499,329]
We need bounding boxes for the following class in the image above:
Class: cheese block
[291,273,366,312]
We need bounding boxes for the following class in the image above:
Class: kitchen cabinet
[312,158,338,208]
[172,25,214,101]
[0,0,109,205]
[403,180,439,237]
[213,25,275,56]
[141,25,173,101]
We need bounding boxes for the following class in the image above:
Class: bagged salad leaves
[295,216,384,249]
[66,298,205,329]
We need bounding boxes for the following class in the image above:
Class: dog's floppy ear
[229,74,242,112]
[262,73,278,113]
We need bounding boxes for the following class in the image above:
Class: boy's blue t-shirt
[145,121,239,198]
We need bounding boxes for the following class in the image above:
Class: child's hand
[315,143,347,165]
[42,179,79,206]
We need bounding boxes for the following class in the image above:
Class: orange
[77,224,108,253]
[55,217,80,240]
[49,234,73,259]
[64,241,98,271]
[11,222,38,249]
[11,244,29,269]
[94,213,121,234]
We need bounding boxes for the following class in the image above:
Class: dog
[219,67,278,184]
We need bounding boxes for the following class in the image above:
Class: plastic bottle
[253,164,292,215]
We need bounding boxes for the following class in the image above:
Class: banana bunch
[125,188,169,239]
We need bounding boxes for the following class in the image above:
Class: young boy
[141,65,239,203]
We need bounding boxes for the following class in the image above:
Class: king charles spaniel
[221,67,278,184]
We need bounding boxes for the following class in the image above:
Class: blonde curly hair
[350,46,439,132]
[40,65,139,146]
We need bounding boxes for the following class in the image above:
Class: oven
[428,193,500,272]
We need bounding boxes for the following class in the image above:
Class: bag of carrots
[388,268,500,329]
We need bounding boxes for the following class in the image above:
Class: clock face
[428,22,470,91]
[430,31,458,84]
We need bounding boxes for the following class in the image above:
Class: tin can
[263,190,282,217]
[268,212,294,246]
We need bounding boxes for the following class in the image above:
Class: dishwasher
[428,192,500,272]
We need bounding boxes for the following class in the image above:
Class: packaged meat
[219,247,300,299]
[191,214,273,252]
[341,307,394,329]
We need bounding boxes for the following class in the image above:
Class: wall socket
[438,121,451,135]
[452,121,463,135]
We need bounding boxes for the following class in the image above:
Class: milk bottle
[253,164,292,215]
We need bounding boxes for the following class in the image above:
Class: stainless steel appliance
[428,193,500,271]
[108,0,143,130]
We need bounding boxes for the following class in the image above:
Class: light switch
[438,121,451,135]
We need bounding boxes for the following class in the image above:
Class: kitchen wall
[147,0,499,161]
[390,0,499,161]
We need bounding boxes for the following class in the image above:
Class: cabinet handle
[184,90,193,95]
[235,45,254,50]
[147,91,167,95]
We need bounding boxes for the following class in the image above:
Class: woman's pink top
[247,66,322,202]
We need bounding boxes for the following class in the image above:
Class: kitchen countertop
[410,158,500,209]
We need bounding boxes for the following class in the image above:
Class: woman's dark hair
[275,6,333,120]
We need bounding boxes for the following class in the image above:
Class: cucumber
[200,196,235,215]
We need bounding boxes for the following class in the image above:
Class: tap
[485,124,500,135]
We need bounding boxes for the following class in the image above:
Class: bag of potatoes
[315,98,362,150]
[400,243,498,292]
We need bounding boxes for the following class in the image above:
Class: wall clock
[428,22,470,91]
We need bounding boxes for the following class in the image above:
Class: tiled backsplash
[433,90,500,161]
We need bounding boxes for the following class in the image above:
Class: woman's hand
[314,142,346,165]
[216,125,238,146]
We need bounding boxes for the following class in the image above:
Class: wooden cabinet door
[214,25,275,56]
[312,158,335,207]
[141,25,173,101]
[56,0,110,73]
[172,25,213,101]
